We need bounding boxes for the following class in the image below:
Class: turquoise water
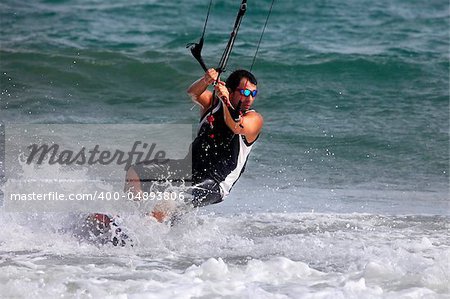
[1,0,448,202]
[0,1,449,297]
[0,1,449,199]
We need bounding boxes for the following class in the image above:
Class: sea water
[0,0,448,298]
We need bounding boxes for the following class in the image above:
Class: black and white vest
[191,100,258,197]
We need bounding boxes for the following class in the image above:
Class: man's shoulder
[243,110,264,123]
[242,110,264,140]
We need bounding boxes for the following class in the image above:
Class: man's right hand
[203,68,220,85]
[187,68,222,112]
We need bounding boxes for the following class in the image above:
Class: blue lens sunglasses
[237,88,258,97]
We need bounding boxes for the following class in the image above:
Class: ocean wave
[0,211,448,297]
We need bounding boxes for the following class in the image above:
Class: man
[186,68,263,197]
[91,69,263,235]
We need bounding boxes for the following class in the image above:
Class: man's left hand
[214,81,231,107]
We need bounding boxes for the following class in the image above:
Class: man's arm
[213,82,263,143]
[221,101,264,143]
[187,69,219,113]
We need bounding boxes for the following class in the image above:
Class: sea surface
[0,0,449,298]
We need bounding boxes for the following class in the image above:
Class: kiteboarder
[124,67,263,222]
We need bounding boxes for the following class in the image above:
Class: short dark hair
[225,69,257,91]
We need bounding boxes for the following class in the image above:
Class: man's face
[229,77,257,111]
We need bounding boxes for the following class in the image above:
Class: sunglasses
[237,88,258,97]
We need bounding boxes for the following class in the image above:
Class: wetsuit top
[191,99,258,197]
